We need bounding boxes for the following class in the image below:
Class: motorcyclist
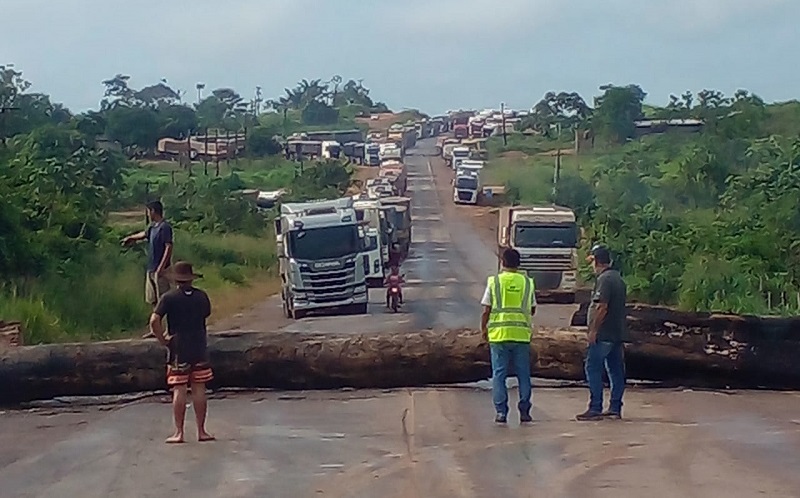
[384,266,405,308]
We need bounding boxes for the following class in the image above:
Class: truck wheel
[282,299,291,318]
[349,303,368,315]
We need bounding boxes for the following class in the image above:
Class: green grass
[0,231,279,345]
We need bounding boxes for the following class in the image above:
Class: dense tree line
[0,65,368,341]
[519,85,800,315]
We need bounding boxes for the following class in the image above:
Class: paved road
[4,388,800,497]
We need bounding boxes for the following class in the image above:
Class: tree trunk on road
[2,305,800,403]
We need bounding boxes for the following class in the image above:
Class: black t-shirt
[589,268,628,343]
[146,221,173,272]
[155,287,211,364]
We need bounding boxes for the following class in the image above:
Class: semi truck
[453,160,484,205]
[497,205,580,303]
[321,140,341,159]
[353,198,387,287]
[453,124,469,140]
[468,117,485,139]
[365,143,381,166]
[275,198,369,319]
[451,146,471,169]
[380,196,412,261]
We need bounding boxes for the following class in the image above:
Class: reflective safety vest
[487,271,535,343]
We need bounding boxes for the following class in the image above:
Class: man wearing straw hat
[149,261,215,444]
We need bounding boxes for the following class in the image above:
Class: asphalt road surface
[5,139,798,497]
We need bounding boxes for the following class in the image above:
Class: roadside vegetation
[0,66,383,343]
[486,86,800,315]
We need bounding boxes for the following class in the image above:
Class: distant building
[633,118,704,138]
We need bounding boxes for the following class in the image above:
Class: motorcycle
[387,273,405,313]
[388,285,401,312]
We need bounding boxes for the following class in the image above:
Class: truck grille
[520,254,573,271]
[527,271,563,291]
[457,191,473,201]
[299,261,357,295]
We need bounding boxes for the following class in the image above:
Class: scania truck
[276,198,369,319]
[497,205,580,303]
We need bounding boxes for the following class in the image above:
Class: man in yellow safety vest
[480,248,537,424]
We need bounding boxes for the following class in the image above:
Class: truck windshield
[453,150,470,158]
[289,225,359,260]
[456,177,478,189]
[514,223,578,248]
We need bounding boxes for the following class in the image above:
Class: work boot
[520,412,533,424]
[494,413,507,424]
[575,410,603,422]
[602,410,622,420]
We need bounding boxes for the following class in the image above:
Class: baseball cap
[588,244,612,265]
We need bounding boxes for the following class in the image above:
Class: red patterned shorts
[166,362,214,386]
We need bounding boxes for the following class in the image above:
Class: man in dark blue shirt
[576,244,628,421]
[122,200,174,336]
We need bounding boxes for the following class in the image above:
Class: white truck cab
[453,161,484,205]
[451,146,471,169]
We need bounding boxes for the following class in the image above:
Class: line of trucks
[445,109,581,303]
[273,108,579,318]
[275,126,421,320]
[283,117,446,167]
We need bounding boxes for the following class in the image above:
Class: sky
[3,0,799,114]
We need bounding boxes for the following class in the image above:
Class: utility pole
[500,102,508,146]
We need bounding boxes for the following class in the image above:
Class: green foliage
[246,125,282,156]
[105,106,161,151]
[490,88,800,316]
[301,100,340,125]
[0,65,370,342]
[592,84,646,143]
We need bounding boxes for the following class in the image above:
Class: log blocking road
[4,140,800,497]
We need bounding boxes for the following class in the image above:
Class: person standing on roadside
[480,248,537,425]
[121,200,174,337]
[149,261,215,444]
[576,244,628,421]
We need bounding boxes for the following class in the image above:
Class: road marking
[436,259,449,263]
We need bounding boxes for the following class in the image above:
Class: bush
[219,264,247,285]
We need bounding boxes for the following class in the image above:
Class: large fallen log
[2,304,800,403]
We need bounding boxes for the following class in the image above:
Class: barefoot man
[149,261,215,444]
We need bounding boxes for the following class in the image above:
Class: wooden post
[225,130,231,168]
[203,127,209,175]
[214,129,220,177]
[185,133,193,177]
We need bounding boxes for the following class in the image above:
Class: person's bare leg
[192,382,215,441]
[166,385,187,443]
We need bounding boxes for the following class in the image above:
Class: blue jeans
[490,342,532,416]
[585,341,626,414]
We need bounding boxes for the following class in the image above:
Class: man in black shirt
[576,244,628,421]
[150,261,214,444]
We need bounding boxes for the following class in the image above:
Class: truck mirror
[273,218,281,235]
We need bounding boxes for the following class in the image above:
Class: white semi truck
[453,160,484,204]
[353,198,388,286]
[451,146,471,169]
[275,198,369,319]
[497,205,580,303]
